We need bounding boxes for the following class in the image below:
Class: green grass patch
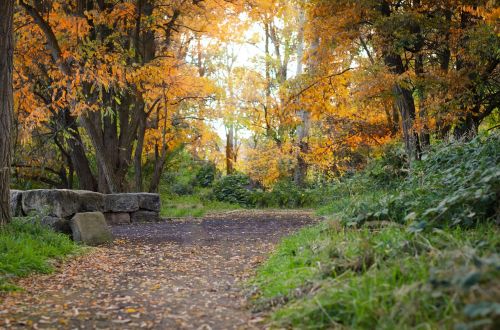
[251,134,500,329]
[251,223,500,329]
[160,193,241,218]
[0,218,81,291]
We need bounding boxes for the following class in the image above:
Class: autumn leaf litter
[0,210,316,329]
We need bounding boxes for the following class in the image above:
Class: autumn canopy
[3,0,499,195]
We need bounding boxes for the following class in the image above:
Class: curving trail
[0,210,316,329]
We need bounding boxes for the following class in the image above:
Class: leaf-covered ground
[0,210,316,329]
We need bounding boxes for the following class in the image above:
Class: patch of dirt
[0,210,317,329]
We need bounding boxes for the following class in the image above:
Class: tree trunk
[79,113,121,193]
[415,54,430,150]
[392,83,422,161]
[452,10,482,140]
[226,124,235,175]
[453,107,481,140]
[67,132,98,191]
[97,159,110,194]
[378,1,421,162]
[134,112,146,192]
[384,52,421,162]
[0,0,14,225]
[149,146,168,194]
[293,10,311,187]
[263,22,275,141]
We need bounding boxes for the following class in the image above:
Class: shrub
[194,162,218,187]
[249,180,328,208]
[212,174,252,205]
[170,182,195,196]
[366,142,408,187]
[336,133,500,229]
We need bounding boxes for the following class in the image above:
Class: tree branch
[19,0,72,76]
[286,67,353,106]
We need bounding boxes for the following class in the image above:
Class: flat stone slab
[131,210,160,223]
[104,194,140,213]
[70,212,113,246]
[76,191,105,212]
[22,189,80,218]
[137,194,161,212]
[104,212,131,225]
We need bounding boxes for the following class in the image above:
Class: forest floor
[0,210,317,329]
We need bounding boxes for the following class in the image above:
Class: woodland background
[1,0,497,199]
[0,1,499,328]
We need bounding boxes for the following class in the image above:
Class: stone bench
[10,189,161,244]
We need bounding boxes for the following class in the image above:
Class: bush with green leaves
[194,162,218,187]
[170,182,195,196]
[212,174,253,205]
[250,180,326,208]
[159,151,218,196]
[330,133,500,229]
[365,142,408,187]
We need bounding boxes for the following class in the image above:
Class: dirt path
[0,210,316,329]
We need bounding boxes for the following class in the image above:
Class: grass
[0,218,81,291]
[251,222,500,329]
[160,193,241,218]
[250,135,500,329]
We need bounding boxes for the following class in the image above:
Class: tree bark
[67,132,98,191]
[379,1,421,161]
[134,112,146,192]
[79,113,122,193]
[293,10,311,187]
[384,53,421,161]
[452,9,474,139]
[226,124,235,175]
[0,0,14,225]
[149,145,169,193]
[415,54,430,149]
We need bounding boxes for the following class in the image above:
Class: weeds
[251,224,499,329]
[0,218,80,291]
[251,134,500,329]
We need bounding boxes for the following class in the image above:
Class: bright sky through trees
[1,0,497,193]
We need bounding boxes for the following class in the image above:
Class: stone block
[104,194,139,213]
[41,216,71,234]
[70,212,113,246]
[10,190,24,216]
[75,191,105,212]
[104,212,131,225]
[22,189,79,218]
[130,210,160,223]
[137,193,161,212]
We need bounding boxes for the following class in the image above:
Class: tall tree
[293,7,311,186]
[16,0,225,192]
[0,0,14,225]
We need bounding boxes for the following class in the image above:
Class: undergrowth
[252,224,499,329]
[251,134,500,329]
[320,134,499,229]
[0,218,80,291]
[160,190,241,218]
